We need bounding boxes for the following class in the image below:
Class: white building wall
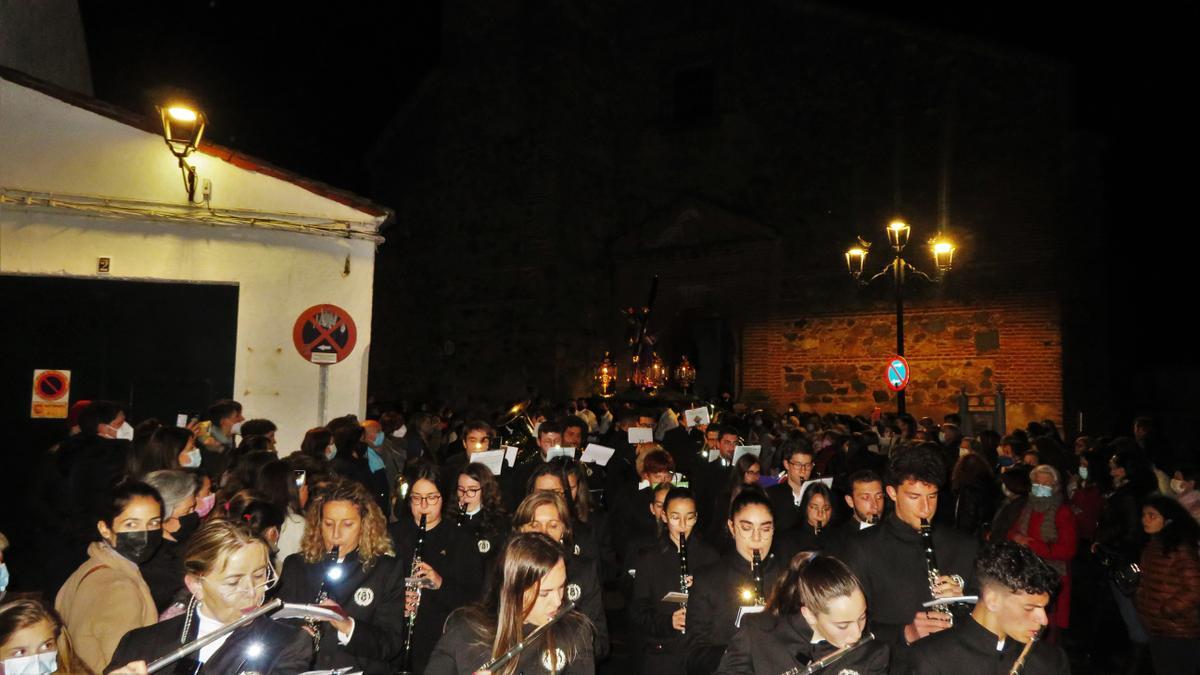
[0,77,386,453]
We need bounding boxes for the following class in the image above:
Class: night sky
[76,1,1196,430]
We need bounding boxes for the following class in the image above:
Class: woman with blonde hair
[275,477,405,675]
[512,491,609,661]
[105,519,310,673]
[427,532,594,674]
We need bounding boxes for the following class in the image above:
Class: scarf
[1017,494,1066,574]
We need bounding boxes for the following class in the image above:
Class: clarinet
[752,549,766,605]
[678,530,690,634]
[777,632,876,675]
[307,545,340,653]
[396,513,427,675]
[919,518,953,627]
[1008,628,1042,675]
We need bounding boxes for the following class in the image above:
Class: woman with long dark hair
[717,553,888,674]
[427,533,594,674]
[1135,495,1200,675]
[450,463,510,568]
[388,462,483,674]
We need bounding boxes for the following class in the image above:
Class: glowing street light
[157,102,207,203]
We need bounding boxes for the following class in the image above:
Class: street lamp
[844,219,957,415]
[157,103,207,203]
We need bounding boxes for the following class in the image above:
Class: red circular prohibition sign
[293,304,358,364]
[35,370,70,401]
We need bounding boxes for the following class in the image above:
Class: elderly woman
[1004,464,1077,644]
[140,470,201,613]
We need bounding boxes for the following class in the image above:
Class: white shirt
[196,607,232,663]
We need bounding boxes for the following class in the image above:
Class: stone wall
[742,293,1062,430]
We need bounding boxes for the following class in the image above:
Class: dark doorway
[666,310,735,398]
[0,275,238,593]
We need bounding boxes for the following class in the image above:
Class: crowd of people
[1,395,1197,675]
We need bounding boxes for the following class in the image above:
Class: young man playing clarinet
[840,445,978,671]
[908,540,1070,674]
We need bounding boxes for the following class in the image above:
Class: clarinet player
[275,478,406,675]
[839,445,978,669]
[908,540,1070,674]
[389,462,483,674]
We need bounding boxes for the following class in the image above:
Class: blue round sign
[886,356,910,391]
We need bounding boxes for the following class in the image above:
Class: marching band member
[908,540,1069,674]
[684,489,784,675]
[451,463,510,569]
[512,491,610,661]
[629,487,718,675]
[717,553,889,674]
[426,532,594,674]
[388,462,483,674]
[275,478,405,675]
[105,519,311,674]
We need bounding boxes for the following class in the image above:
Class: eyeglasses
[787,460,813,469]
[808,504,832,514]
[205,564,277,598]
[412,493,442,505]
[736,522,774,537]
[456,487,481,497]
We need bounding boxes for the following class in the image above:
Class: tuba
[495,400,536,450]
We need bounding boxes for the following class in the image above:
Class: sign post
[293,304,357,425]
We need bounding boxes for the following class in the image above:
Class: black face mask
[172,512,202,543]
[114,529,163,564]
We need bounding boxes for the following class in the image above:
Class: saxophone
[397,514,427,675]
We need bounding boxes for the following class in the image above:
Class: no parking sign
[293,305,357,364]
[31,369,71,418]
[886,355,910,392]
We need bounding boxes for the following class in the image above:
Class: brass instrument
[307,545,340,652]
[1008,628,1042,675]
[679,530,690,634]
[476,601,577,673]
[919,518,954,627]
[778,631,876,675]
[496,400,536,449]
[397,514,427,675]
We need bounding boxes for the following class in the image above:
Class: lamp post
[157,103,207,203]
[845,220,956,415]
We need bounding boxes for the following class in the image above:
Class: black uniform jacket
[274,549,406,675]
[684,549,784,675]
[907,615,1070,675]
[566,546,610,662]
[765,482,804,532]
[840,514,978,649]
[629,532,720,674]
[390,516,485,674]
[716,611,890,675]
[426,609,596,674]
[105,610,312,674]
[457,507,510,569]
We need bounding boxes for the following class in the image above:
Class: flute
[476,601,577,672]
[1008,628,1042,675]
[778,631,875,675]
[147,599,283,673]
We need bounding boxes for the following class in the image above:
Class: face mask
[1078,467,1089,481]
[938,432,947,444]
[325,444,337,461]
[0,562,9,591]
[115,423,134,441]
[1030,485,1053,498]
[113,529,162,564]
[867,444,881,454]
[230,421,244,435]
[374,431,385,447]
[392,426,406,438]
[181,447,202,468]
[997,456,1015,468]
[173,512,201,543]
[959,448,972,457]
[2,650,58,674]
[195,493,217,518]
[1171,479,1188,495]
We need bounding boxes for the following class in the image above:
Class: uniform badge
[567,583,581,601]
[478,539,491,553]
[354,587,374,606]
[541,647,567,671]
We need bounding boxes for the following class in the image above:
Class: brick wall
[742,293,1062,431]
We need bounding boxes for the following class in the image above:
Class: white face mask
[325,444,337,461]
[115,422,135,441]
[2,650,58,674]
[181,447,203,468]
[230,421,244,435]
[1171,479,1189,495]
[867,444,881,454]
[959,448,972,458]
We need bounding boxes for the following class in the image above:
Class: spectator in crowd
[139,470,200,613]
[0,597,89,674]
[1005,464,1077,645]
[1135,495,1200,675]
